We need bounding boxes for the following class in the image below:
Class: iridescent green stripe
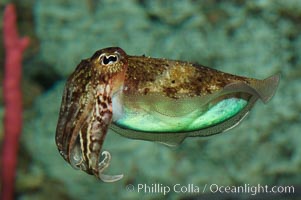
[114,98,247,132]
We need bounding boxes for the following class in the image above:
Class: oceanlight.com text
[125,183,295,196]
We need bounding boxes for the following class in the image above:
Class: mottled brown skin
[125,56,251,98]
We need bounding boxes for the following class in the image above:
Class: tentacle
[98,151,123,182]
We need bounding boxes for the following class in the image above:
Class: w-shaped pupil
[103,55,117,65]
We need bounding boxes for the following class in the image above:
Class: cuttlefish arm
[55,47,127,182]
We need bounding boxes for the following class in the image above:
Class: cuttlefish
[55,47,280,182]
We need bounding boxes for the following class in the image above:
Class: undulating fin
[110,124,189,146]
[248,73,280,103]
[223,72,280,104]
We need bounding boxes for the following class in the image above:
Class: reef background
[0,0,301,199]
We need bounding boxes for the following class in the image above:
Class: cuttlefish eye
[99,54,119,65]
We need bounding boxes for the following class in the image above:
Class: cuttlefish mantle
[55,47,280,182]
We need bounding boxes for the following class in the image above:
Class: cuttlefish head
[55,47,128,182]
